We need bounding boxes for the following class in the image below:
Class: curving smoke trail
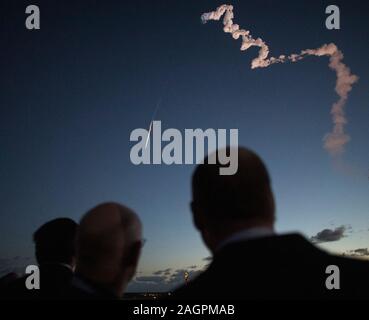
[201,4,358,156]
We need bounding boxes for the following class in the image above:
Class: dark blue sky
[1,0,368,291]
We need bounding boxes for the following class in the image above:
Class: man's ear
[125,241,142,268]
[191,201,204,231]
[70,257,77,272]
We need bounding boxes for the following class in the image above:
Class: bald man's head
[76,202,142,296]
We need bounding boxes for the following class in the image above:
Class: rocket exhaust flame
[201,4,358,157]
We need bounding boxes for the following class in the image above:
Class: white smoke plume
[201,4,358,156]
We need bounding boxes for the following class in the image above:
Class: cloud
[128,267,204,292]
[203,256,212,261]
[348,248,369,257]
[0,256,34,278]
[152,270,163,275]
[135,276,166,283]
[152,268,172,275]
[169,269,202,283]
[310,225,348,243]
[127,279,167,292]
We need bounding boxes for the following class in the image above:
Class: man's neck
[40,262,74,271]
[214,225,275,252]
[74,272,121,298]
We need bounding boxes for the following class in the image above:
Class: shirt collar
[216,226,275,252]
[72,274,119,299]
[40,262,74,271]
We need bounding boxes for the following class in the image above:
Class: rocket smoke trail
[201,4,358,157]
[145,121,152,149]
[145,99,161,148]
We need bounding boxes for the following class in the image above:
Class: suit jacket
[3,263,73,300]
[65,274,119,300]
[173,234,369,300]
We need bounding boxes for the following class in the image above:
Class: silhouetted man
[5,218,78,299]
[173,147,369,299]
[67,202,142,299]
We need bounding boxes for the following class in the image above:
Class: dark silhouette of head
[76,202,142,297]
[191,147,275,253]
[33,218,78,267]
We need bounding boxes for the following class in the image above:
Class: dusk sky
[1,0,368,292]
